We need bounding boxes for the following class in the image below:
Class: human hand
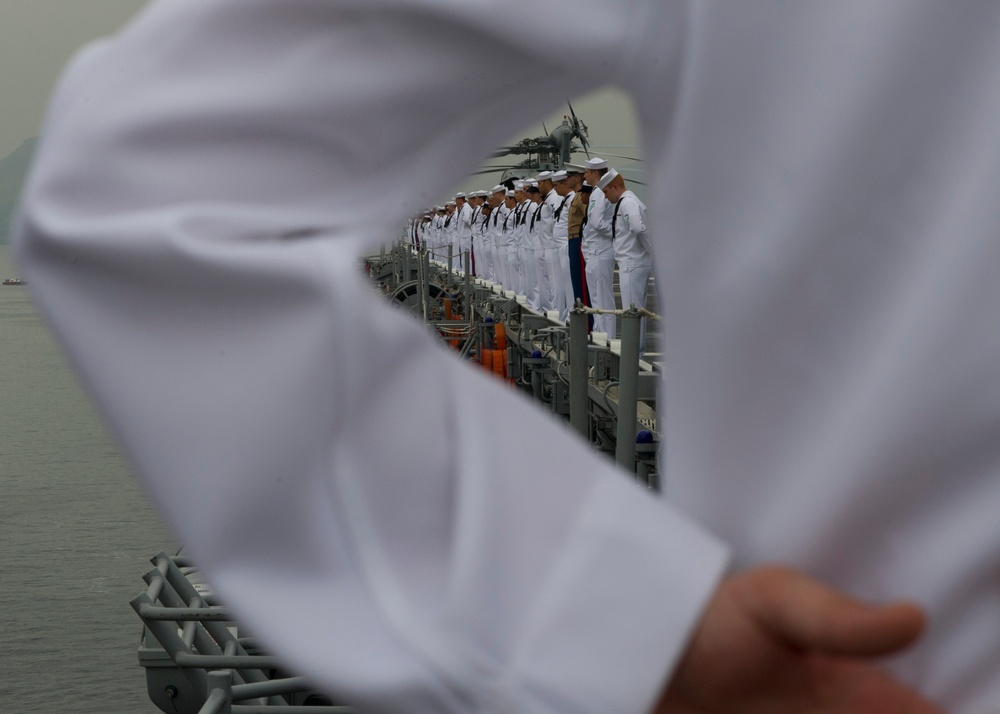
[654,566,946,713]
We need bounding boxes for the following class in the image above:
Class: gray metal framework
[133,552,354,714]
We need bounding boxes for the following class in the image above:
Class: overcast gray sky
[0,0,150,158]
[1,1,641,187]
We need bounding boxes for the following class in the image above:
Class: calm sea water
[0,245,173,713]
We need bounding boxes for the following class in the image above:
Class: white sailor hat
[585,157,609,170]
[491,185,506,194]
[597,168,619,190]
[454,192,466,199]
[446,200,457,206]
[505,190,516,198]
[535,171,553,182]
[551,170,568,182]
[564,163,585,174]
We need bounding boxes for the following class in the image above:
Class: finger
[735,566,926,657]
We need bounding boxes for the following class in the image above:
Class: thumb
[735,566,926,657]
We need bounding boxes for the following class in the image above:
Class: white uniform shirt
[516,199,532,248]
[500,205,517,248]
[552,190,575,246]
[430,214,443,250]
[490,202,509,250]
[527,200,545,250]
[538,189,559,249]
[612,190,652,271]
[470,204,485,234]
[15,2,1000,712]
[457,202,473,252]
[581,187,614,258]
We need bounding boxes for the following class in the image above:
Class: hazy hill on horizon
[0,138,38,245]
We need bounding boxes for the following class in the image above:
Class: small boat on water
[2,278,26,286]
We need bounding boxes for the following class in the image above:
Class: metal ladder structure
[133,552,354,713]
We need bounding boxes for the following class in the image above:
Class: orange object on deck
[442,298,460,348]
[481,349,494,372]
[494,322,507,351]
[493,348,506,378]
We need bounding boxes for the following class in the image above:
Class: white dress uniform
[429,213,441,256]
[456,201,473,272]
[469,201,486,278]
[582,185,617,337]
[515,199,534,299]
[441,212,452,258]
[612,189,653,354]
[444,209,458,268]
[526,199,545,309]
[488,201,506,285]
[15,2,1000,712]
[539,189,561,313]
[552,189,576,320]
[506,200,522,294]
[487,189,507,285]
[479,210,492,281]
[419,219,430,252]
[502,201,520,292]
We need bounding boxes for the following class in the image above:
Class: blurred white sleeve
[14,1,727,712]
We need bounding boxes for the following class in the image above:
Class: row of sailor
[406,158,653,353]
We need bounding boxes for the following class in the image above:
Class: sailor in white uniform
[511,182,529,297]
[474,192,493,281]
[582,158,617,337]
[551,170,576,321]
[603,171,652,354]
[536,171,559,313]
[468,191,486,278]
[525,183,546,310]
[454,192,473,273]
[502,189,519,293]
[518,181,540,308]
[18,2,1000,712]
[488,185,508,286]
[431,206,446,259]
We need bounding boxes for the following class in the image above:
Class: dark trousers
[568,237,593,331]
